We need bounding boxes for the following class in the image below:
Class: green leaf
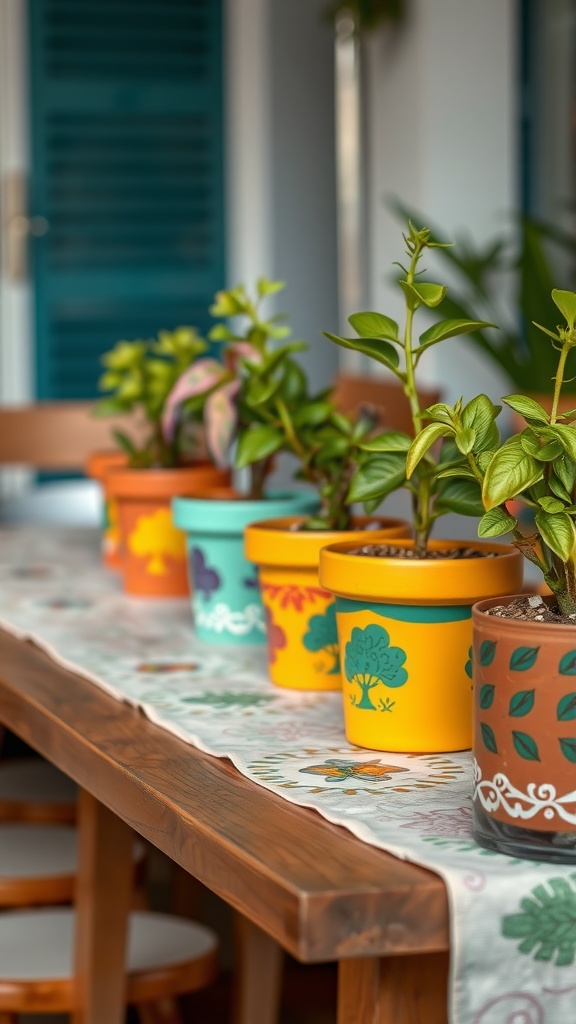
[235,424,284,468]
[425,403,456,424]
[502,395,550,424]
[552,288,576,328]
[512,731,540,761]
[406,422,453,478]
[400,280,447,308]
[520,433,562,461]
[480,684,495,709]
[549,474,572,503]
[292,402,333,427]
[509,690,535,717]
[435,478,484,517]
[323,332,401,374]
[348,452,407,503]
[480,640,497,666]
[538,424,576,461]
[480,723,498,754]
[461,394,501,449]
[257,277,285,297]
[557,693,576,720]
[418,318,497,354]
[478,507,517,538]
[482,440,543,509]
[509,646,539,671]
[559,653,576,676]
[454,426,475,455]
[360,431,412,453]
[559,737,576,763]
[535,510,576,562]
[555,454,576,493]
[538,496,566,513]
[348,311,399,341]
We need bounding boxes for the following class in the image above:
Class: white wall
[225,0,340,393]
[364,0,518,407]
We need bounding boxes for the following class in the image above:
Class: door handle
[2,172,49,282]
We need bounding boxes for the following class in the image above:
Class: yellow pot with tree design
[319,538,523,751]
[245,516,410,690]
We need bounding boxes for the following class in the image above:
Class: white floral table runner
[1,526,576,1024]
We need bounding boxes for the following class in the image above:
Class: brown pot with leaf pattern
[472,596,576,862]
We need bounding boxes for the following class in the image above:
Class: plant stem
[550,341,570,423]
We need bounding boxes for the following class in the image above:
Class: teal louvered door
[28,0,225,399]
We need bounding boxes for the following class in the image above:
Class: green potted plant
[409,287,576,860]
[241,354,410,690]
[94,326,228,597]
[394,204,576,401]
[166,280,321,645]
[317,222,524,751]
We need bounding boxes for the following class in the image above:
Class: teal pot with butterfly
[172,489,319,645]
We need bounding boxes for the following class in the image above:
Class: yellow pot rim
[319,537,524,605]
[245,515,410,570]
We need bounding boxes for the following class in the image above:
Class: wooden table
[0,624,450,1024]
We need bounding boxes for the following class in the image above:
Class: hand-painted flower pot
[472,596,576,862]
[172,491,319,645]
[85,450,128,569]
[244,517,410,690]
[319,539,523,752]
[107,465,228,597]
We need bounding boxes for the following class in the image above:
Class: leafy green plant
[407,287,576,615]
[395,204,576,393]
[163,279,374,527]
[95,326,208,468]
[324,221,495,554]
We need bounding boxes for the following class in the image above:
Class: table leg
[232,912,284,1024]
[337,952,448,1024]
[72,788,135,1024]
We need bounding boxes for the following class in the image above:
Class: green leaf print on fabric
[345,624,407,710]
[303,603,340,675]
[182,692,276,708]
[501,874,576,966]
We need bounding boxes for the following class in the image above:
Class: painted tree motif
[128,509,185,574]
[344,624,407,710]
[303,603,340,674]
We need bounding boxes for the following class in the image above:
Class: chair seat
[0,824,144,906]
[0,759,77,822]
[0,908,218,1012]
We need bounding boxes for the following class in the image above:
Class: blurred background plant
[324,0,406,31]
[95,327,207,469]
[394,203,576,396]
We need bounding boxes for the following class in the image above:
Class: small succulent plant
[96,326,207,468]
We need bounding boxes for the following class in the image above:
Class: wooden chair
[0,401,144,469]
[331,373,441,436]
[0,823,218,1024]
[0,401,145,819]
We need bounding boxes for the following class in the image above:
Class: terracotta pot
[106,465,228,597]
[319,538,524,752]
[172,491,320,645]
[244,516,410,691]
[472,595,576,862]
[85,450,128,569]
